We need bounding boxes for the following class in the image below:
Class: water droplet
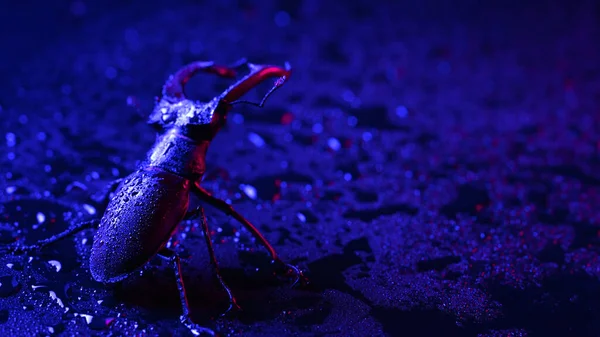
[49,322,65,334]
[240,184,257,200]
[231,113,244,124]
[327,138,341,151]
[248,132,265,148]
[396,105,409,118]
[49,290,66,309]
[78,313,94,324]
[347,116,358,127]
[5,186,16,194]
[5,133,16,147]
[0,275,21,297]
[48,260,62,272]
[36,212,46,224]
[312,123,323,133]
[83,204,96,215]
[342,89,357,104]
[296,213,306,223]
[83,314,115,330]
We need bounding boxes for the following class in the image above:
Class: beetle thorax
[145,127,210,181]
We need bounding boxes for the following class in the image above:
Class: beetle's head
[148,60,291,142]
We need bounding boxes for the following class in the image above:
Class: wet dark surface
[1,0,600,336]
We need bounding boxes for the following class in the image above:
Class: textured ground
[1,0,600,336]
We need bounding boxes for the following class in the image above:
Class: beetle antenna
[220,62,291,106]
[229,76,287,108]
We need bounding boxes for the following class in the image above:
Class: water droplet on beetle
[76,313,115,330]
[77,313,94,324]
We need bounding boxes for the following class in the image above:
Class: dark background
[1,0,599,336]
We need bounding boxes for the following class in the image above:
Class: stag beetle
[1,59,306,336]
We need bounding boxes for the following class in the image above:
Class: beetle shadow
[218,251,323,325]
[110,251,323,327]
[110,258,225,326]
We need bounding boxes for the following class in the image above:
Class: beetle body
[90,127,209,283]
[90,168,191,282]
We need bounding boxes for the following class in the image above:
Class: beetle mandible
[1,59,306,336]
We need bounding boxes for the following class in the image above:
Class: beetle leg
[192,184,307,288]
[180,205,241,315]
[183,205,202,221]
[157,248,216,337]
[196,207,242,316]
[0,219,99,255]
